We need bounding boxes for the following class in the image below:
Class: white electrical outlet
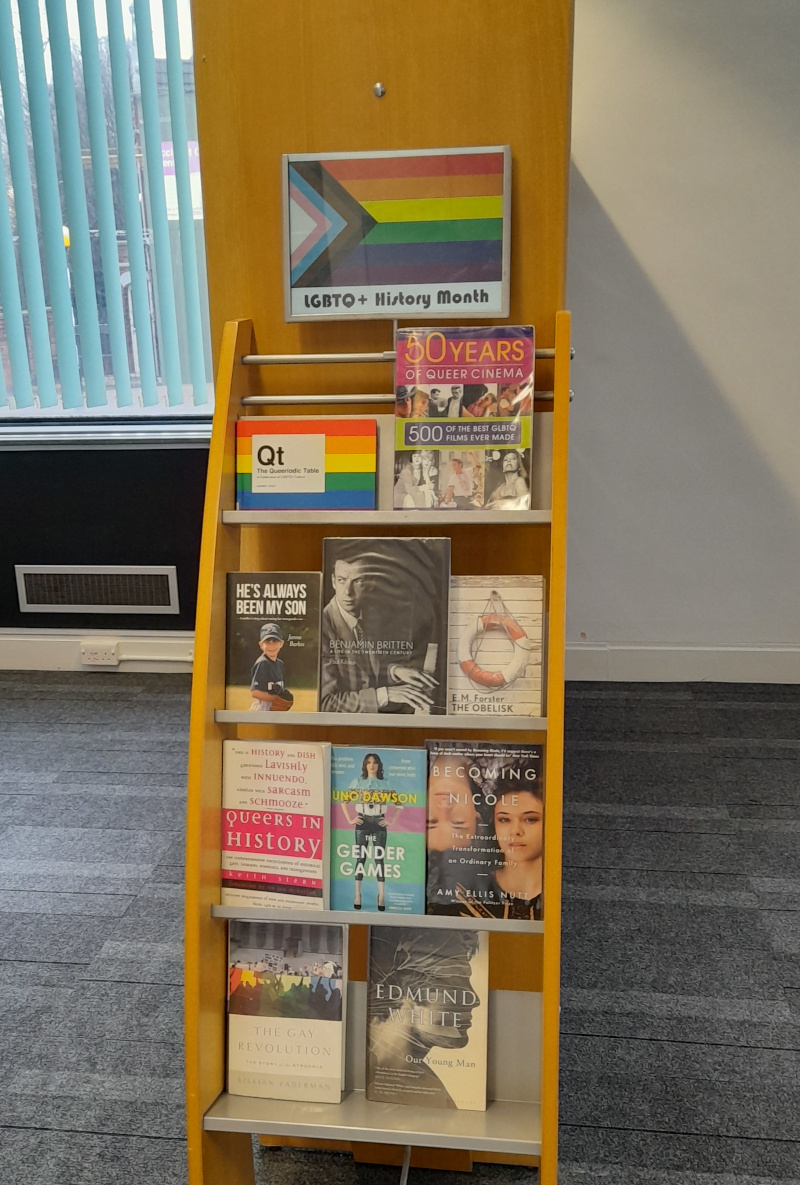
[80,639,120,666]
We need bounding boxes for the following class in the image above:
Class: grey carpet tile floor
[0,673,798,1184]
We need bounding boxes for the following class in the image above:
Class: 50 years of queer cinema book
[426,740,544,920]
[225,572,321,712]
[393,325,534,512]
[221,741,330,909]
[366,927,489,1110]
[330,746,427,914]
[320,537,450,715]
[228,921,346,1103]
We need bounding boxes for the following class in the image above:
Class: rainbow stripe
[236,419,377,510]
[289,150,506,290]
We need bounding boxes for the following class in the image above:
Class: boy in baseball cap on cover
[249,623,294,712]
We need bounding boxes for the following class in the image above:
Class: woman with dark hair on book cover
[367,928,487,1109]
[339,751,396,911]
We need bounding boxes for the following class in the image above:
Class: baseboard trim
[0,628,195,673]
[566,642,800,683]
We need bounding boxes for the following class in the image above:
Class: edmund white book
[448,576,544,717]
[221,740,330,909]
[228,920,346,1103]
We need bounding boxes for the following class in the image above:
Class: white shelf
[204,1090,541,1155]
[222,509,551,525]
[212,904,543,933]
[215,709,547,732]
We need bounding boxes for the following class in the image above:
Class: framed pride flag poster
[282,146,511,321]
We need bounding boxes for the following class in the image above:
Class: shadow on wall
[565,163,800,648]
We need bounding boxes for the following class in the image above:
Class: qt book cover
[393,325,534,512]
[225,572,322,713]
[330,745,427,914]
[320,537,450,715]
[228,920,346,1103]
[366,927,489,1110]
[221,740,330,910]
[426,740,544,920]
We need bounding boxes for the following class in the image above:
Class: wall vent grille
[15,566,180,615]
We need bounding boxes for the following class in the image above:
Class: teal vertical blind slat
[0,318,7,404]
[133,0,183,407]
[17,0,83,409]
[45,0,108,408]
[0,0,58,408]
[105,0,159,406]
[162,0,207,406]
[75,0,132,408]
[0,148,34,408]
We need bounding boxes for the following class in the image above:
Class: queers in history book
[393,325,534,512]
[320,537,450,715]
[221,740,330,909]
[366,926,489,1110]
[448,576,544,717]
[228,920,346,1103]
[426,740,544,920]
[225,572,322,713]
[330,745,427,914]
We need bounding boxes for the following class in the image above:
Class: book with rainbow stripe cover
[236,418,377,510]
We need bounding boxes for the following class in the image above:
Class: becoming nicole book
[426,740,544,920]
[221,740,330,909]
[330,745,427,914]
[366,927,489,1110]
[228,920,346,1103]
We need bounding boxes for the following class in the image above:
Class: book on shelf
[221,740,330,909]
[426,740,544,920]
[320,536,450,715]
[448,576,544,717]
[228,920,347,1103]
[236,417,377,510]
[366,926,489,1110]
[225,572,322,713]
[393,325,534,513]
[330,745,427,914]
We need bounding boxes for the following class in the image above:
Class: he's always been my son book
[228,920,346,1103]
[330,745,427,914]
[225,572,322,713]
[221,740,330,909]
[366,926,489,1110]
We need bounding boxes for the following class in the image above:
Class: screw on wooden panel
[373,82,386,97]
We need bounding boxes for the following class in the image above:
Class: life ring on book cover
[458,610,530,690]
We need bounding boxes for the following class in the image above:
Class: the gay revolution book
[426,740,544,920]
[225,572,322,713]
[236,417,377,510]
[228,920,346,1103]
[448,576,544,717]
[393,325,534,512]
[320,536,450,715]
[366,926,489,1110]
[221,740,330,909]
[330,745,427,914]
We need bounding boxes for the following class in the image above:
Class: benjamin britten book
[330,745,427,914]
[225,572,322,713]
[221,740,330,909]
[236,417,377,510]
[393,325,534,512]
[320,536,450,715]
[448,576,545,717]
[426,740,544,920]
[366,926,489,1110]
[228,920,347,1103]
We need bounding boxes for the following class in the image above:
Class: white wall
[566,0,800,680]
